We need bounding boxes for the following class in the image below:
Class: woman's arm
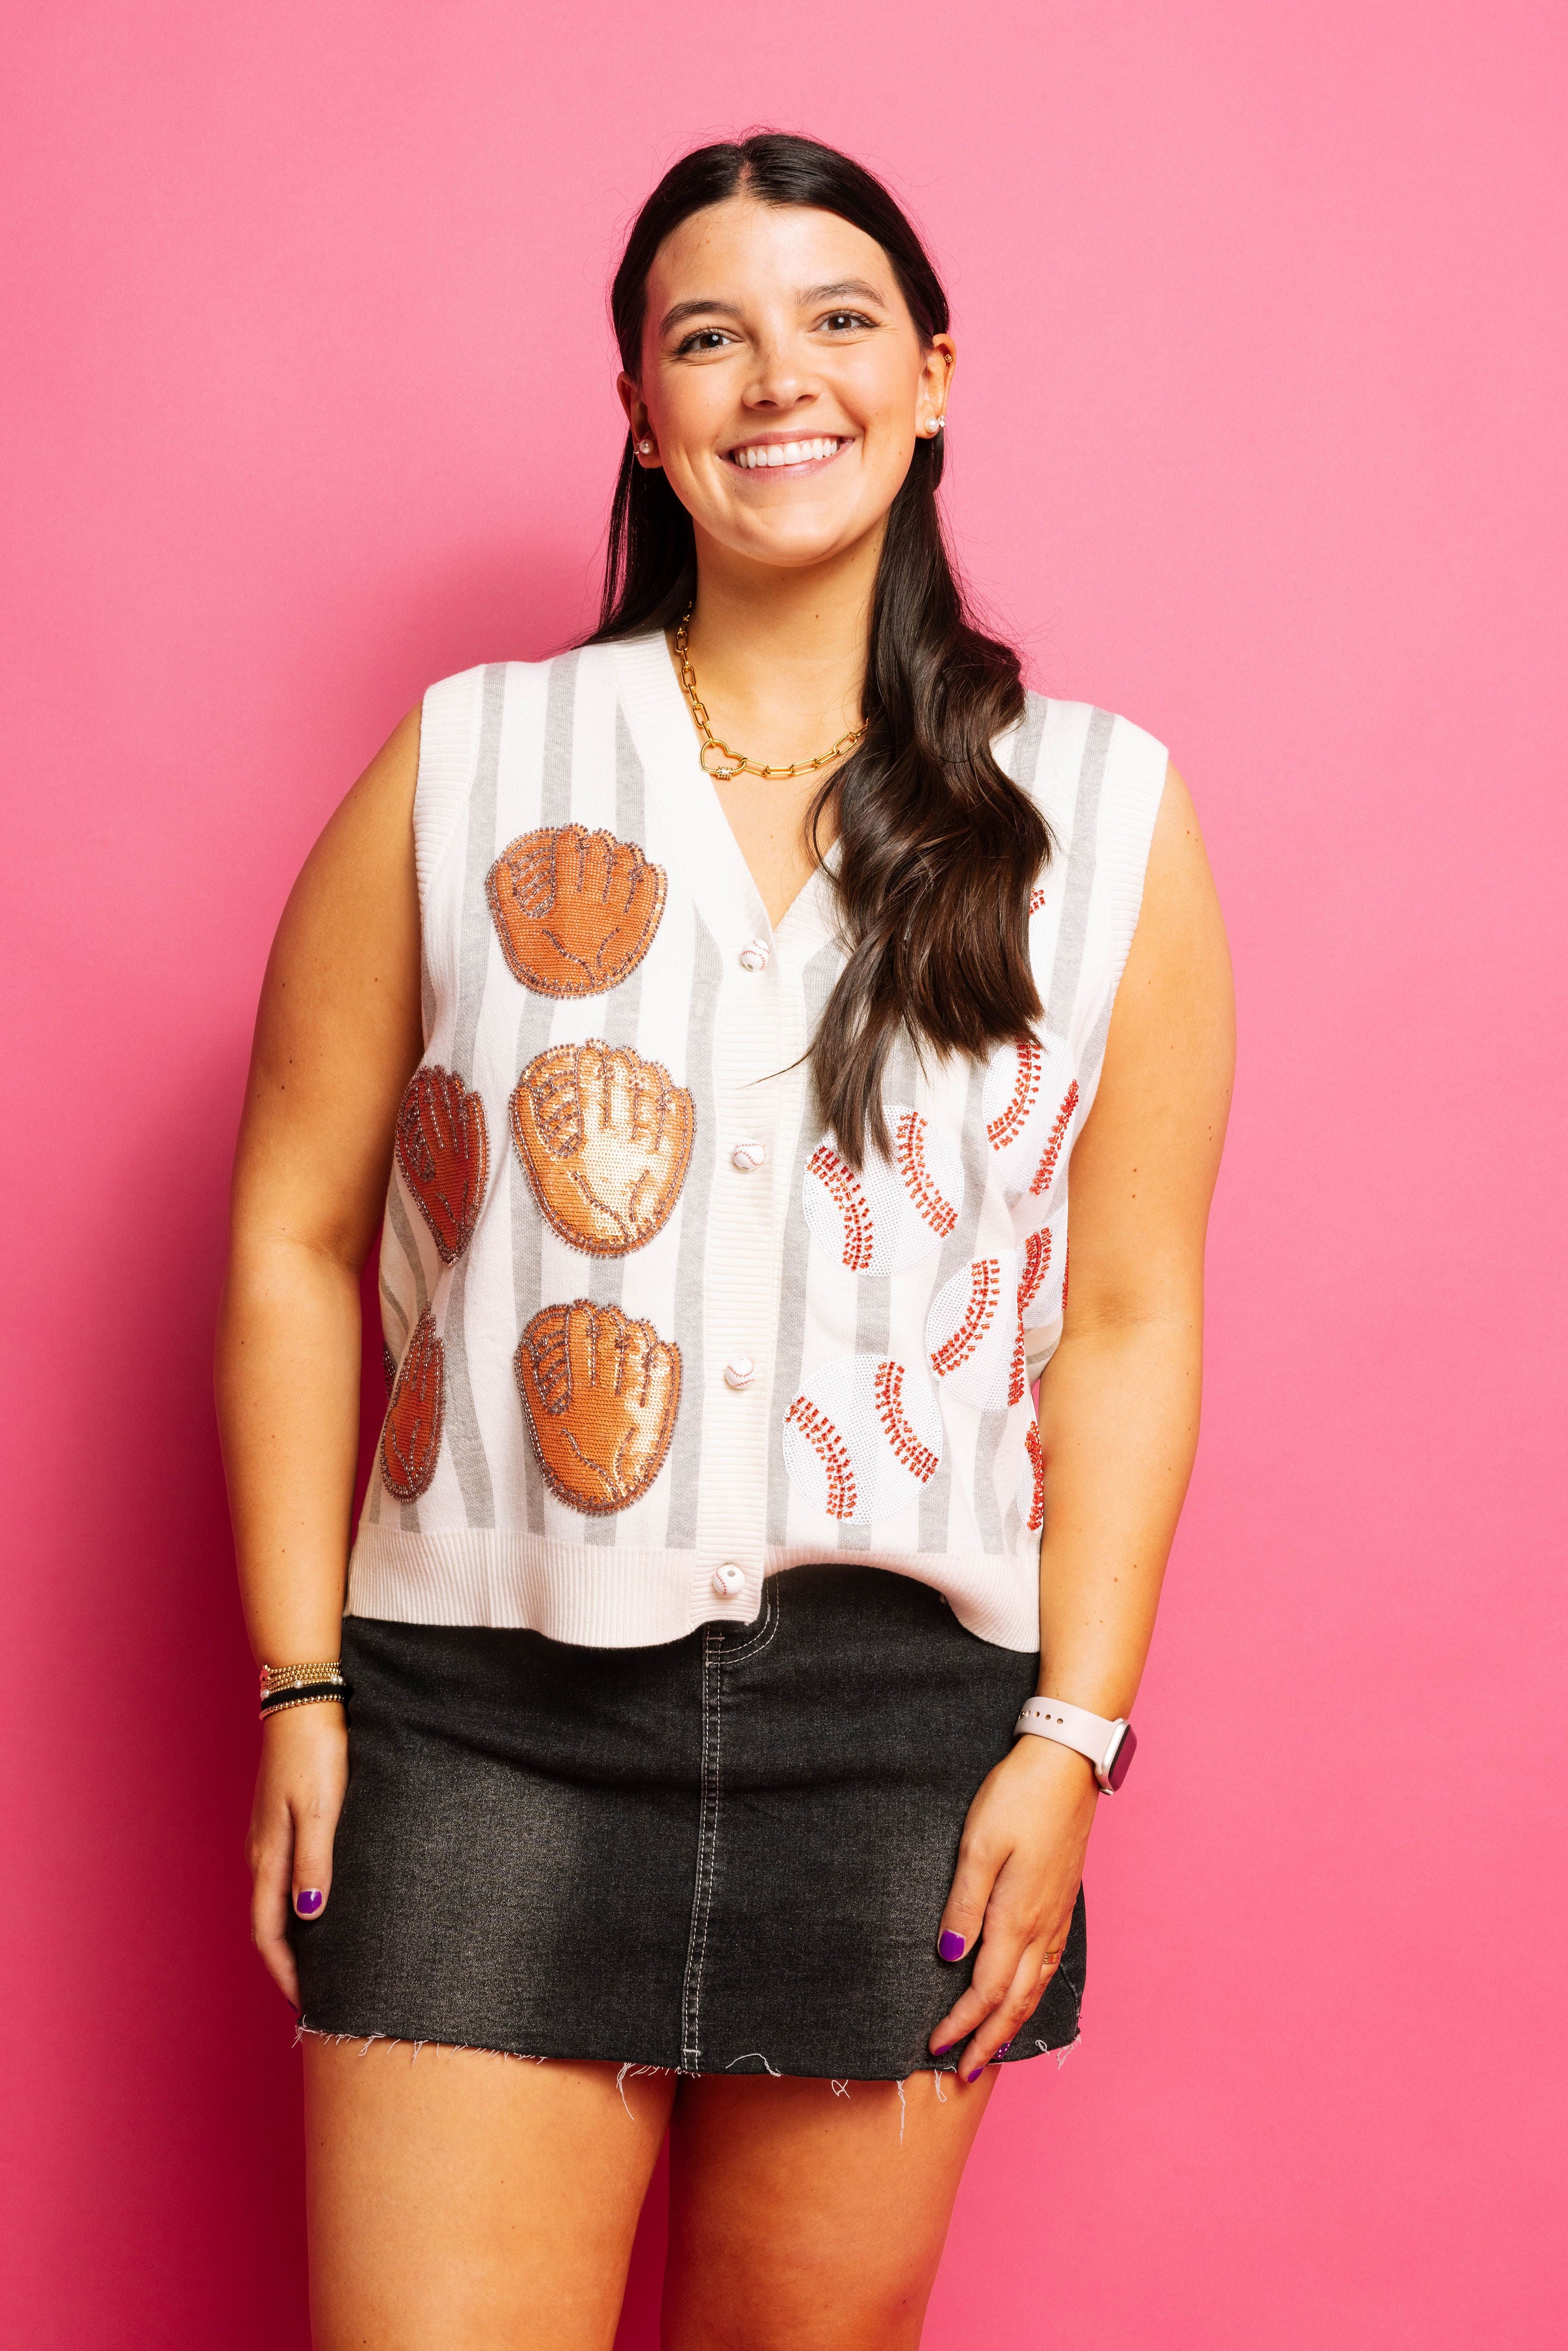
[216,707,424,2005]
[929,765,1235,2077]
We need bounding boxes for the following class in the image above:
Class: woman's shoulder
[410,646,618,903]
[1005,691,1169,850]
[419,638,625,705]
[416,645,580,731]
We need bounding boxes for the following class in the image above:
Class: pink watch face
[1105,1723,1137,1790]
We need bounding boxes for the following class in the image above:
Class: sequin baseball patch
[511,1042,694,1258]
[925,1252,1027,1411]
[515,1299,680,1515]
[783,1354,943,1522]
[1019,1420,1046,1533]
[802,1107,965,1277]
[980,1031,1080,1208]
[486,824,666,999]
[395,1066,490,1264]
[381,1309,445,1500]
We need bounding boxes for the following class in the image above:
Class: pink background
[3,4,1563,2343]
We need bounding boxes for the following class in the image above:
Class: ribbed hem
[347,1527,1041,1654]
[346,1526,708,1648]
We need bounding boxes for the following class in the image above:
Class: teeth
[734,438,841,468]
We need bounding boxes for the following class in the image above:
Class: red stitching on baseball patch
[987,1038,1042,1151]
[1029,1080,1080,1198]
[784,1394,858,1520]
[807,1143,874,1271]
[1023,1421,1045,1532]
[896,1112,957,1238]
[931,1258,1002,1378]
[1019,1227,1053,1313]
[873,1361,940,1486]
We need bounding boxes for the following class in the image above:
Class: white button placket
[694,918,788,1612]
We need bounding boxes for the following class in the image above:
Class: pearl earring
[638,438,653,454]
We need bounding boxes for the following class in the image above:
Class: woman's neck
[677,525,882,762]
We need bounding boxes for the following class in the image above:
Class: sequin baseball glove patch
[395,1066,490,1264]
[510,1041,694,1257]
[515,1300,680,1515]
[381,1309,445,1500]
[486,824,667,999]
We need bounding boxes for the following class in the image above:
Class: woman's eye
[675,328,733,355]
[820,311,874,333]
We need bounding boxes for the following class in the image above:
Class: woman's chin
[704,508,884,574]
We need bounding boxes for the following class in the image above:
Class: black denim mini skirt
[293,1565,1086,2081]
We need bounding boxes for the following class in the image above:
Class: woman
[219,133,1233,2350]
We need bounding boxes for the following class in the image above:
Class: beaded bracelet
[260,1659,343,1694]
[259,1659,345,1722]
[259,1686,346,1721]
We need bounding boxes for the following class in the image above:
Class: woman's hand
[929,1734,1099,2080]
[245,1703,349,2009]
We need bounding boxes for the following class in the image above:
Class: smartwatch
[1014,1695,1137,1792]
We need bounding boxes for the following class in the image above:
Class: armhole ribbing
[1075,715,1169,1091]
[1095,716,1169,1003]
[413,665,488,909]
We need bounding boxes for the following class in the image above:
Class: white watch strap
[1014,1695,1127,1785]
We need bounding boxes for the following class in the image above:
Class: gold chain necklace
[674,611,867,782]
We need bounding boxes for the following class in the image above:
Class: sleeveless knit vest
[345,632,1166,1650]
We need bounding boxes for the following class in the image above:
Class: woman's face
[621,197,954,575]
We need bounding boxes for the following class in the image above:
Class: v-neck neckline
[611,631,837,953]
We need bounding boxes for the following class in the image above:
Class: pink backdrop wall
[3,5,1563,2343]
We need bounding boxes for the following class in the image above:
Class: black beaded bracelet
[259,1682,347,1721]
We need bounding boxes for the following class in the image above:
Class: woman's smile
[724,431,852,476]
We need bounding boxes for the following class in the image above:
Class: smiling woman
[218,131,1234,2349]
[593,142,1057,1170]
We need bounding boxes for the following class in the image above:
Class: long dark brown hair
[590,132,1050,1164]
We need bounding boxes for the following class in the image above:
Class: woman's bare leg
[662,2067,999,2350]
[304,2038,675,2351]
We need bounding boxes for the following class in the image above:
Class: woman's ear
[918,334,957,434]
[617,373,661,466]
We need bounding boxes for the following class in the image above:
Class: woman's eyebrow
[659,297,742,335]
[799,278,887,307]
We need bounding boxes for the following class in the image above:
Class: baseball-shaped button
[739,938,770,972]
[712,1563,744,1597]
[724,1356,756,1390]
[732,1140,766,1171]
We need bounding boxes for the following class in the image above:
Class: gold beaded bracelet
[258,1659,345,1722]
[259,1660,344,1696]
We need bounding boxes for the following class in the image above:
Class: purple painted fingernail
[938,1930,966,1961]
[295,1889,324,1916]
[932,2039,957,2055]
[965,2065,984,2083]
[997,2041,1013,2056]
